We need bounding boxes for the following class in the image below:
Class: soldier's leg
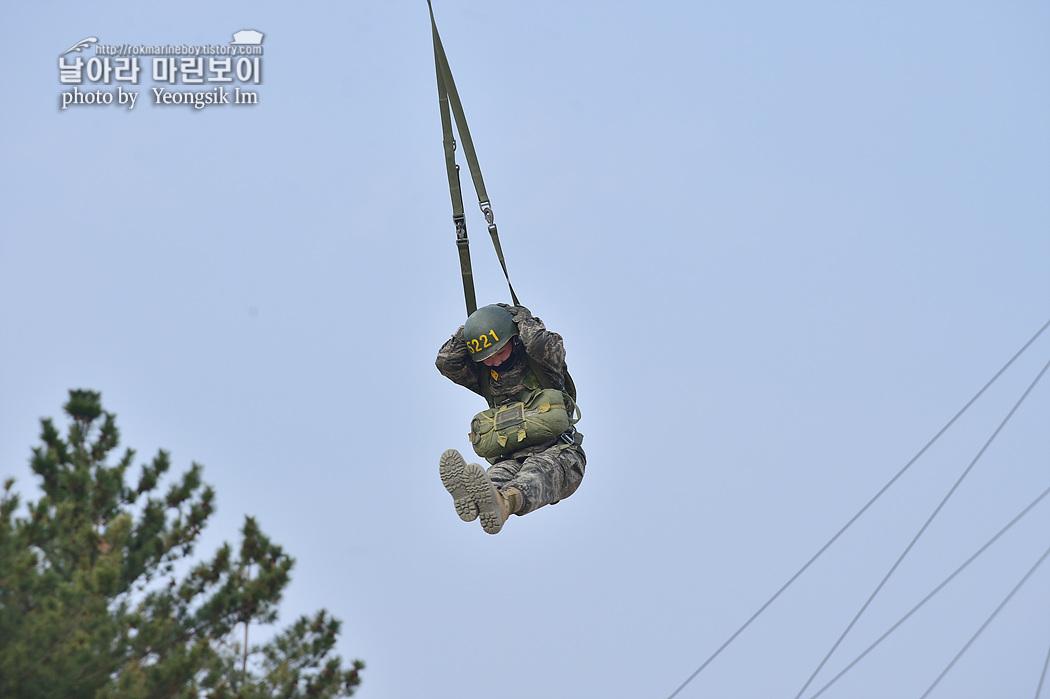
[507,444,586,516]
[458,446,585,533]
[462,460,521,535]
[484,458,522,489]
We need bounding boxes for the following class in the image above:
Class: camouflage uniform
[435,305,585,516]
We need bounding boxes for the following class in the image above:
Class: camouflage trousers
[486,441,586,516]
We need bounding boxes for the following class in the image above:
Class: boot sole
[439,449,478,522]
[462,462,506,535]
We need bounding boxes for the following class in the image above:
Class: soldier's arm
[435,325,484,397]
[502,305,567,387]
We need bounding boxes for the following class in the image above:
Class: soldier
[436,303,585,534]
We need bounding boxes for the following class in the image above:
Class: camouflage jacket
[435,304,577,459]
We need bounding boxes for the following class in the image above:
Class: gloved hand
[451,325,467,345]
[499,304,533,324]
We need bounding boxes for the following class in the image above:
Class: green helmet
[463,304,517,362]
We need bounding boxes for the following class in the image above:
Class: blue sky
[2,2,1048,698]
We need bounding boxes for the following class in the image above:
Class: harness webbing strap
[428,1,520,316]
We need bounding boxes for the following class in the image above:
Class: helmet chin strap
[496,344,520,370]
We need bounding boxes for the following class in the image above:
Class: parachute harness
[428,0,519,317]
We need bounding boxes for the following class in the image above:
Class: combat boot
[439,449,478,521]
[462,462,521,534]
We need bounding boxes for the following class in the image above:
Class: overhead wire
[793,353,1050,699]
[806,483,1050,699]
[1036,636,1050,699]
[664,316,1050,699]
[918,541,1050,699]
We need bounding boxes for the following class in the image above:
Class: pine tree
[0,389,364,698]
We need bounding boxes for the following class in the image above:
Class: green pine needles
[0,389,364,698]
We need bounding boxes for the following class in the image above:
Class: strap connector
[558,425,578,445]
[480,201,495,225]
[454,215,468,242]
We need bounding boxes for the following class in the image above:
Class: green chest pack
[469,388,580,459]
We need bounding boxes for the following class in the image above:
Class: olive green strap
[428,1,519,316]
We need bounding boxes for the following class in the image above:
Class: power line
[919,541,1050,699]
[1036,635,1050,699]
[806,483,1050,699]
[793,353,1050,699]
[663,316,1050,699]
